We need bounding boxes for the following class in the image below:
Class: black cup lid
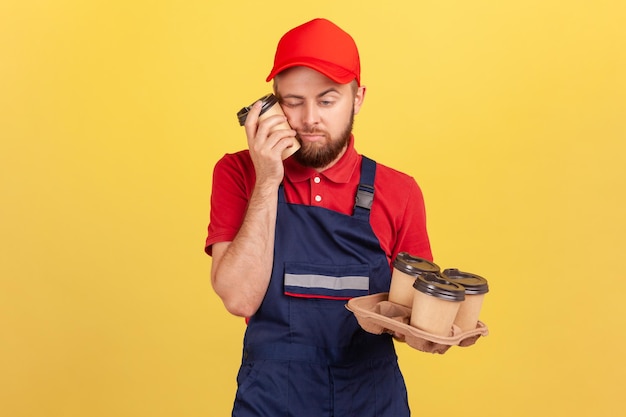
[393,252,440,276]
[413,273,465,301]
[442,268,489,295]
[236,93,279,126]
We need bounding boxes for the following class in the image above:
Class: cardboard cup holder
[346,293,489,354]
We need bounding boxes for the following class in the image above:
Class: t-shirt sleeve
[204,152,255,256]
[370,163,433,265]
[393,178,433,262]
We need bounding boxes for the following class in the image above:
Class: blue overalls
[232,157,410,417]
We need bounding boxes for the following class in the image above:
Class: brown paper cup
[257,103,300,160]
[441,268,489,333]
[237,93,300,160]
[410,273,465,337]
[388,268,417,308]
[410,292,461,337]
[389,253,440,308]
[454,293,486,332]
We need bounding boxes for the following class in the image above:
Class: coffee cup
[442,268,489,332]
[389,252,440,308]
[410,273,465,336]
[237,93,300,160]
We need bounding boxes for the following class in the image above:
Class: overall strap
[353,156,376,220]
[278,184,287,203]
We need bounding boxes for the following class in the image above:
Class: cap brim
[266,60,358,85]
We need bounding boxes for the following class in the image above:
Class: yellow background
[2,1,625,416]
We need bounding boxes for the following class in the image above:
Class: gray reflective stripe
[285,274,369,291]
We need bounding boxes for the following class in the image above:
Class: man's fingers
[244,101,263,139]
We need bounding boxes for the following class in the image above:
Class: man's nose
[302,102,320,125]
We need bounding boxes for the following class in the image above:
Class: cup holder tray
[346,293,489,354]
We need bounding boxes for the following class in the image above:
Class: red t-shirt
[205,136,433,267]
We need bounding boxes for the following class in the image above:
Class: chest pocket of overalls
[284,262,370,348]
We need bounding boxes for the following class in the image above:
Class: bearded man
[205,18,432,417]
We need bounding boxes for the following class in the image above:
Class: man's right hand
[244,100,297,188]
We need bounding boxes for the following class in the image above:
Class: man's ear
[354,85,367,115]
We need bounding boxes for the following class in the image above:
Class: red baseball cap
[266,18,361,85]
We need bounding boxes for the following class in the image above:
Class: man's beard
[292,108,355,169]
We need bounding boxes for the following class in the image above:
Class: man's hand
[244,101,296,188]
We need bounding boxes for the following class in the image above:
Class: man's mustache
[298,127,327,135]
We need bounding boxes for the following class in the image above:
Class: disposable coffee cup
[389,252,440,308]
[236,93,300,160]
[410,273,465,336]
[442,268,489,332]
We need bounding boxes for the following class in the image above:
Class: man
[206,18,432,417]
